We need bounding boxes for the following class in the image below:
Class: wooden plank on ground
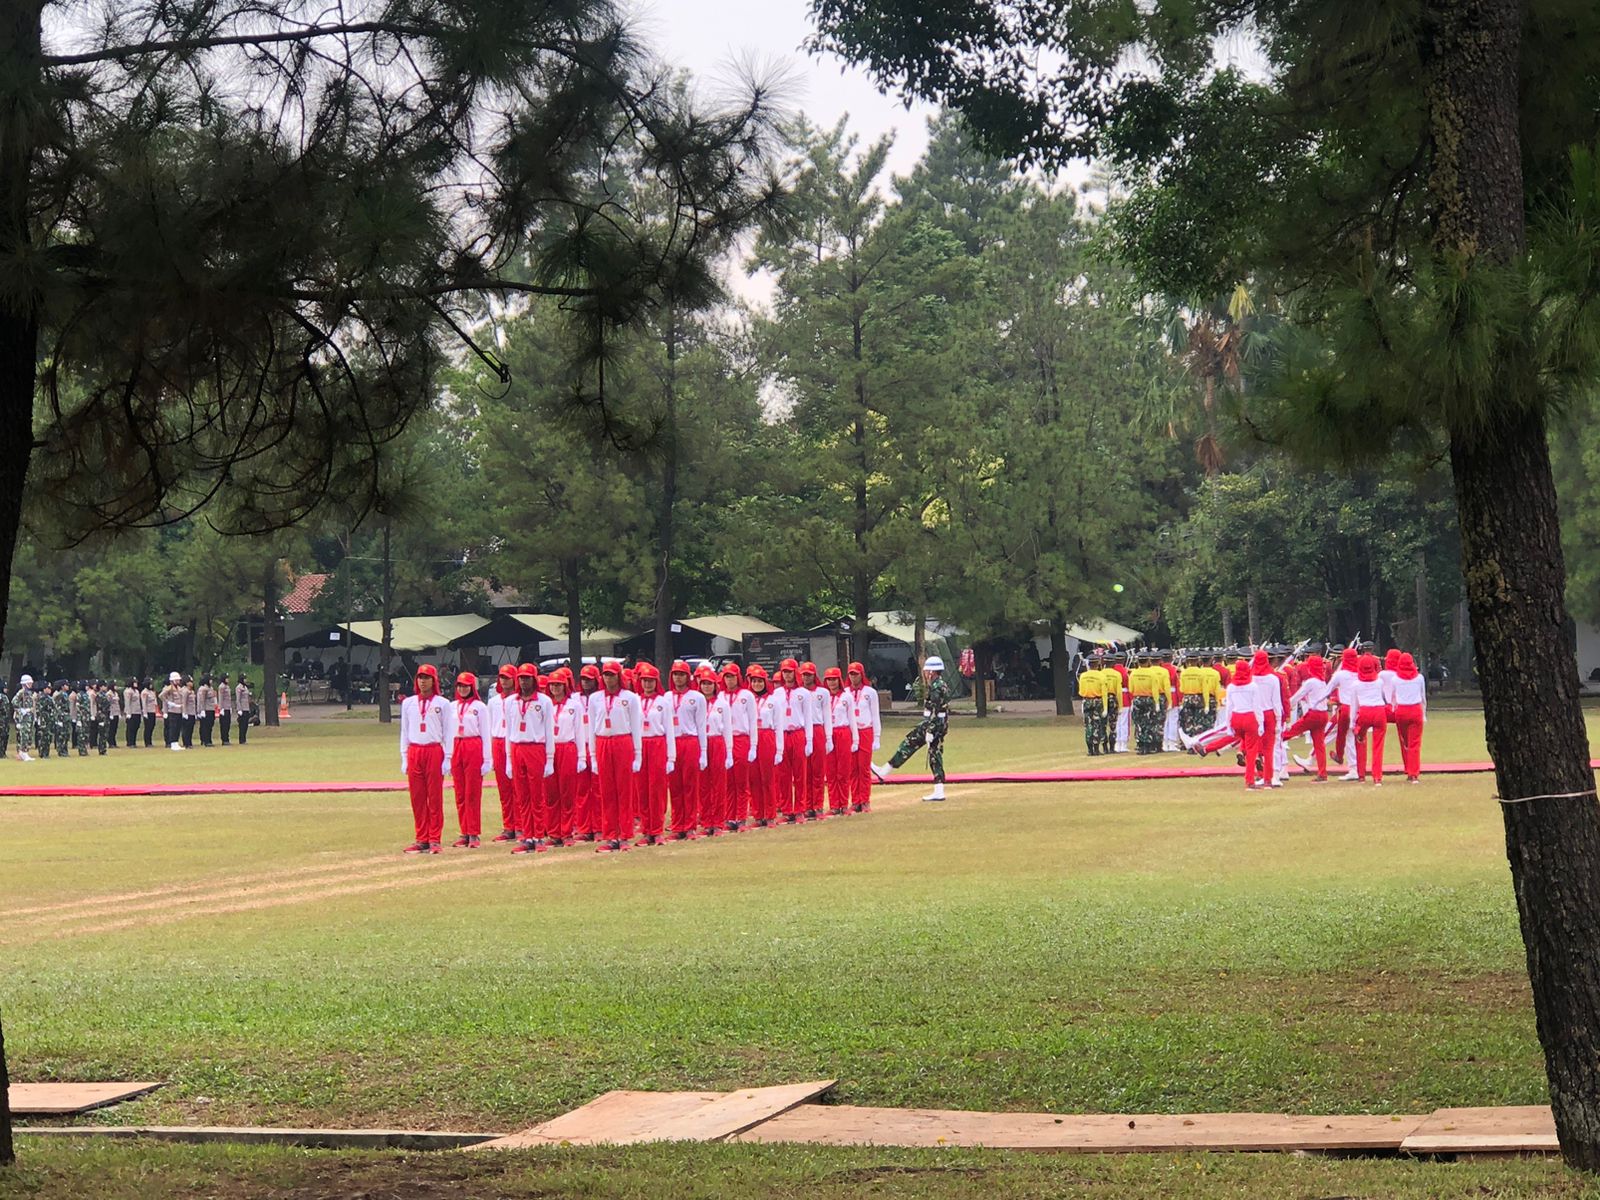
[1400,1106,1558,1155]
[633,1080,837,1144]
[473,1090,722,1149]
[734,1105,1426,1153]
[16,1126,499,1150]
[9,1083,164,1115]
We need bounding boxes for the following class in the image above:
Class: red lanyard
[419,696,431,733]
[457,698,473,731]
[518,694,535,732]
[603,691,620,732]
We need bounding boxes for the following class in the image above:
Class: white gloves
[543,762,554,778]
[631,755,642,773]
[724,753,734,770]
[665,759,675,775]
[747,749,757,764]
[698,751,708,770]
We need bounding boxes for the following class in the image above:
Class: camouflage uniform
[71,684,91,755]
[53,684,72,756]
[0,687,9,757]
[91,686,111,754]
[1081,696,1105,756]
[11,683,37,756]
[1178,694,1209,738]
[35,686,55,756]
[887,675,951,782]
[1132,694,1162,754]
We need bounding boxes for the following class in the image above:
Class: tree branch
[43,20,432,68]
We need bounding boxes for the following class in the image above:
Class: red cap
[581,663,603,684]
[1304,654,1326,678]
[1231,660,1252,686]
[455,672,477,690]
[720,662,744,691]
[415,664,440,690]
[1397,653,1418,680]
[1340,647,1358,670]
[800,662,819,680]
[747,663,769,683]
[600,661,622,676]
[847,661,869,683]
[636,662,661,682]
[1385,648,1402,670]
[1251,649,1270,673]
[779,658,799,673]
[548,668,573,692]
[1357,653,1380,682]
[823,666,843,687]
[516,662,538,681]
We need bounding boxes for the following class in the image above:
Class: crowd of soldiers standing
[4,671,258,761]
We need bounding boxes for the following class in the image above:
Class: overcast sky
[626,0,937,180]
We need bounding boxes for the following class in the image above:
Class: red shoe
[403,841,433,855]
[635,835,659,847]
[451,835,471,848]
[511,839,543,855]
[491,830,517,843]
[467,835,481,847]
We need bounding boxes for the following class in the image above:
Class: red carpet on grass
[0,760,1542,798]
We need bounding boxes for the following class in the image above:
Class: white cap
[169,671,181,683]
[19,673,32,687]
[924,656,944,672]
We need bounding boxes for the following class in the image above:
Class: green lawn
[0,710,1593,1196]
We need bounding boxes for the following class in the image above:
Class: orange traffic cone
[279,691,292,721]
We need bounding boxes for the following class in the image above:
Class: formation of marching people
[1076,641,1428,788]
[395,656,955,856]
[5,671,258,759]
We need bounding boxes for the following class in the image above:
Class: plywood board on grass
[9,1082,164,1115]
[1400,1106,1558,1154]
[477,1081,837,1149]
[734,1105,1425,1153]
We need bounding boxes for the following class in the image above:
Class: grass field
[3,707,1598,1197]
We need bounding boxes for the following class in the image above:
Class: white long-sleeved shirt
[774,684,813,753]
[1223,678,1265,729]
[552,695,589,770]
[808,683,834,752]
[505,692,556,758]
[704,692,735,767]
[727,687,757,741]
[639,691,677,767]
[670,688,710,758]
[488,690,511,739]
[828,690,860,752]
[217,684,233,712]
[1290,674,1331,719]
[452,696,492,766]
[1254,672,1286,722]
[754,690,785,762]
[123,686,143,716]
[588,687,644,763]
[1390,673,1427,712]
[1353,677,1393,708]
[1329,666,1359,707]
[400,691,455,771]
[852,684,881,750]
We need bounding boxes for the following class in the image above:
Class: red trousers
[806,731,828,812]
[701,750,727,829]
[574,760,597,838]
[1333,703,1353,764]
[547,741,579,838]
[1354,705,1388,782]
[451,737,485,837]
[491,737,515,833]
[1257,710,1278,779]
[853,743,875,808]
[510,741,548,839]
[829,739,855,812]
[1231,714,1262,788]
[406,742,445,843]
[778,730,808,815]
[670,735,701,833]
[1280,709,1329,779]
[754,728,780,821]
[1394,704,1424,779]
[729,734,752,822]
[594,735,634,842]
[638,736,670,838]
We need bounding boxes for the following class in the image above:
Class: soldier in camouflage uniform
[12,674,38,760]
[70,681,91,755]
[871,655,952,801]
[53,681,72,756]
[1076,651,1111,756]
[0,685,9,758]
[98,681,116,753]
[35,680,55,757]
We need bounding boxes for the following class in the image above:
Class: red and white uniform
[507,688,556,839]
[1280,659,1332,780]
[1327,649,1360,766]
[1391,655,1427,781]
[700,685,736,831]
[850,670,881,809]
[487,672,518,835]
[826,682,859,815]
[637,688,676,839]
[450,687,492,839]
[589,683,644,843]
[806,677,833,814]
[547,690,587,841]
[400,687,455,845]
[1352,655,1394,783]
[669,682,709,835]
[1193,664,1265,788]
[725,676,757,824]
[775,676,811,817]
[752,683,783,823]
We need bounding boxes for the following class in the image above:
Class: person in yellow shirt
[1129,650,1167,754]
[1076,652,1111,756]
[1176,651,1211,740]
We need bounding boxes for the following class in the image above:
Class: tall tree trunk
[912,605,926,671]
[653,306,678,673]
[1220,605,1233,646]
[262,559,281,727]
[973,640,991,718]
[1049,618,1071,717]
[1428,0,1600,1168]
[563,557,583,674]
[377,520,393,724]
[1245,591,1259,646]
[1414,548,1429,660]
[1367,569,1380,647]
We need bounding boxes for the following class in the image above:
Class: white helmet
[924,656,944,672]
[169,671,181,683]
[19,673,32,687]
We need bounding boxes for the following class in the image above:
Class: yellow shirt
[1128,666,1158,699]
[1077,670,1105,700]
[1100,669,1124,709]
[1177,664,1206,696]
[1201,666,1223,705]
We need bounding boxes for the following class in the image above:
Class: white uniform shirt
[1254,672,1285,722]
[1390,673,1427,710]
[639,692,677,768]
[807,683,834,752]
[505,691,556,752]
[727,687,756,739]
[775,684,812,753]
[552,695,589,770]
[488,690,511,739]
[828,690,860,751]
[704,692,735,767]
[123,686,143,716]
[754,689,785,762]
[453,696,492,767]
[399,691,455,772]
[1290,674,1331,718]
[852,684,881,750]
[1224,678,1264,728]
[670,688,710,758]
[1329,666,1359,707]
[1353,677,1391,708]
[588,687,644,768]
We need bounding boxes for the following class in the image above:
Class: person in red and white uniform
[1391,652,1427,783]
[635,662,676,846]
[749,664,783,827]
[1250,649,1285,789]
[1284,653,1333,781]
[448,672,492,848]
[574,664,603,841]
[667,661,709,840]
[1352,651,1393,785]
[399,664,455,854]
[589,662,643,853]
[823,667,858,817]
[1184,658,1266,789]
[697,667,736,837]
[722,662,757,831]
[487,664,519,843]
[775,659,812,823]
[847,662,880,813]
[1326,646,1360,775]
[799,662,832,820]
[506,663,556,854]
[545,668,587,844]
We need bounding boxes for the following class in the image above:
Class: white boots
[871,761,893,781]
[921,782,946,802]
